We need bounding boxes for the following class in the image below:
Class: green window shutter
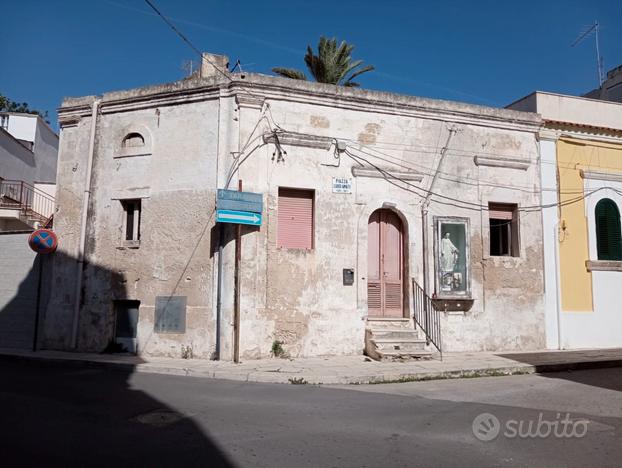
[595,198,622,261]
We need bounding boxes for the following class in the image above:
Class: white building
[0,112,58,350]
[0,112,58,231]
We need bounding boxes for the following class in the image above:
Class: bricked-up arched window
[595,198,622,261]
[122,132,145,148]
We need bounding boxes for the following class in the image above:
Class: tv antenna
[571,21,605,87]
[181,59,196,77]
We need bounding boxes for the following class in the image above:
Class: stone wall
[233,81,545,357]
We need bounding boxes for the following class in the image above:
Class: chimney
[200,53,229,79]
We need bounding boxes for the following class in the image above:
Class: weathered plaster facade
[44,67,546,359]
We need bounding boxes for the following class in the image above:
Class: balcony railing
[0,179,55,226]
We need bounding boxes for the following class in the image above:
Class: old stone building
[44,54,546,360]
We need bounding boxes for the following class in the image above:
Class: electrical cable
[144,0,231,81]
[144,0,276,108]
[268,128,586,195]
[343,148,608,213]
[346,141,581,195]
[139,3,619,213]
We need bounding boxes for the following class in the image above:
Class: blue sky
[1,0,621,130]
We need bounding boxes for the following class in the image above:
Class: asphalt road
[0,360,620,467]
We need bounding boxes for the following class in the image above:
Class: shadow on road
[0,240,234,467]
[495,350,622,392]
[0,359,234,467]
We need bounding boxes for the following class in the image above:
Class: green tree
[272,36,374,87]
[0,93,49,122]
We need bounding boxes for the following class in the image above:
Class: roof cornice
[58,74,542,133]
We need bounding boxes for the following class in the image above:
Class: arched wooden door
[367,209,403,317]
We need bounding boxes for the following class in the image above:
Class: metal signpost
[215,187,263,363]
[27,228,58,352]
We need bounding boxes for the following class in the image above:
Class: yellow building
[509,91,622,348]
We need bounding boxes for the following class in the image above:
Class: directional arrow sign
[216,209,262,226]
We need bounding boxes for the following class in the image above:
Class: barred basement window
[489,203,519,257]
[595,198,622,261]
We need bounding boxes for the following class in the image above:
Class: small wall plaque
[332,177,352,194]
[154,296,187,333]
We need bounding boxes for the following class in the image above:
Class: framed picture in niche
[434,217,471,298]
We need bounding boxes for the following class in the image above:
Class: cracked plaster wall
[46,76,545,359]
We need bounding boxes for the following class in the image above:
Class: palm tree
[272,36,374,87]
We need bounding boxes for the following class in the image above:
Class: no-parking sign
[28,229,58,254]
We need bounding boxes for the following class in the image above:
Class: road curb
[1,351,621,385]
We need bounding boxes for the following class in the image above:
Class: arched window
[122,132,145,148]
[595,198,622,261]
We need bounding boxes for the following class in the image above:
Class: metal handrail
[412,279,442,359]
[0,179,55,225]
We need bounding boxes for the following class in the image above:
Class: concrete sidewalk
[1,347,622,385]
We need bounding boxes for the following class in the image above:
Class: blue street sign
[216,209,262,226]
[217,189,263,213]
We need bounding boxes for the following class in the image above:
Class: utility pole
[421,125,458,306]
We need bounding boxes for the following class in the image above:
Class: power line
[136,5,618,212]
[336,135,622,194]
[346,141,576,194]
[224,121,609,212]
[338,136,622,173]
[272,129,584,194]
[343,148,611,213]
[143,0,231,81]
[339,136,541,162]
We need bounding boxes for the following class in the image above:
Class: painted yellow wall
[557,137,622,312]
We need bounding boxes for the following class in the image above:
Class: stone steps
[376,349,435,360]
[364,320,434,361]
[373,338,426,350]
[366,318,412,330]
[371,330,422,340]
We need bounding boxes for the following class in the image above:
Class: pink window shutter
[278,188,314,249]
[489,203,515,220]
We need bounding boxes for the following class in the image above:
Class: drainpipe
[421,127,457,299]
[215,223,224,360]
[553,222,564,349]
[421,207,430,298]
[71,99,100,349]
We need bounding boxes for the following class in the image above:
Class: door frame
[364,206,409,318]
